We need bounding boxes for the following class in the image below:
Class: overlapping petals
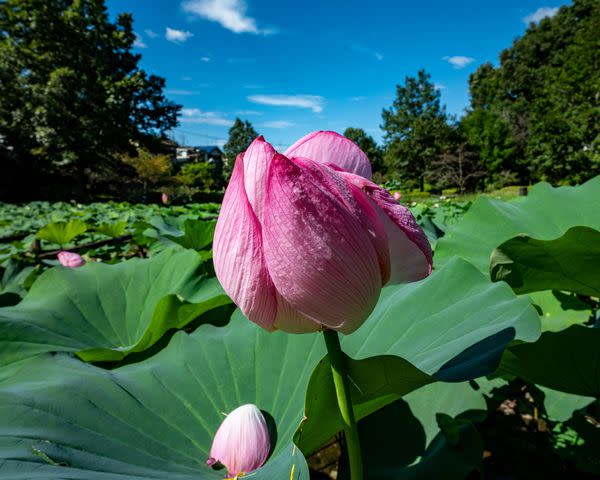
[207,404,270,477]
[213,132,432,334]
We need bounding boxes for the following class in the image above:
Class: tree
[121,149,172,195]
[223,118,259,179]
[381,70,450,191]
[175,161,217,192]
[460,108,519,186]
[466,0,600,184]
[343,127,383,174]
[427,131,486,194]
[0,0,181,200]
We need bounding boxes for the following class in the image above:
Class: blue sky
[106,0,567,150]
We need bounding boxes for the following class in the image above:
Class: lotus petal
[285,130,372,179]
[263,154,381,334]
[343,173,433,283]
[213,156,278,330]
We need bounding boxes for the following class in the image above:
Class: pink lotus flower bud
[207,404,270,477]
[213,132,432,334]
[161,192,169,205]
[393,191,402,201]
[57,251,85,268]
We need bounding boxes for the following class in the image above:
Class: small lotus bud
[57,251,85,268]
[207,404,270,477]
[161,192,169,205]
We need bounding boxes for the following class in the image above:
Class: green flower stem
[322,329,363,480]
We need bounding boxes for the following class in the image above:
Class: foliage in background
[463,0,599,185]
[0,0,181,201]
[222,118,259,179]
[381,69,450,191]
[121,148,173,195]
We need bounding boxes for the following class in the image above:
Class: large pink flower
[213,131,432,334]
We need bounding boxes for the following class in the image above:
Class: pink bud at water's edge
[207,404,270,477]
[161,192,169,205]
[57,251,85,268]
[213,131,432,334]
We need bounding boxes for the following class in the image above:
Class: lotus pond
[0,177,599,479]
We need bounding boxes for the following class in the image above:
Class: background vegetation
[1,0,597,202]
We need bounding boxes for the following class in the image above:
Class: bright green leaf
[95,220,128,238]
[0,314,315,479]
[36,219,89,245]
[0,248,231,364]
[490,226,600,297]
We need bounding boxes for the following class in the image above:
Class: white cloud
[180,108,233,126]
[434,83,446,90]
[261,120,294,129]
[144,29,158,38]
[165,89,201,95]
[248,94,324,113]
[166,27,194,43]
[347,44,383,61]
[443,55,475,69]
[350,96,366,101]
[235,110,263,115]
[134,33,147,48]
[200,56,211,62]
[524,6,559,24]
[182,0,266,34]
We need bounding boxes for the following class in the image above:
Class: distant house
[175,145,223,165]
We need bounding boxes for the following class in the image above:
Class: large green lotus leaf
[500,325,600,397]
[435,176,600,272]
[295,257,539,453]
[530,291,591,332]
[0,248,231,364]
[490,227,600,297]
[540,387,596,422]
[0,314,318,479]
[435,178,600,332]
[344,257,540,378]
[145,216,216,253]
[36,219,89,246]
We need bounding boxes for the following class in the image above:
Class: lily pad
[296,257,540,453]
[0,314,316,479]
[435,177,600,272]
[0,248,231,364]
[36,219,89,246]
[490,227,600,297]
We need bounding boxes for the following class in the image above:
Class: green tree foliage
[175,161,217,192]
[464,0,600,184]
[223,118,259,179]
[381,70,450,191]
[121,149,172,195]
[343,127,383,175]
[0,0,181,200]
[461,108,519,187]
